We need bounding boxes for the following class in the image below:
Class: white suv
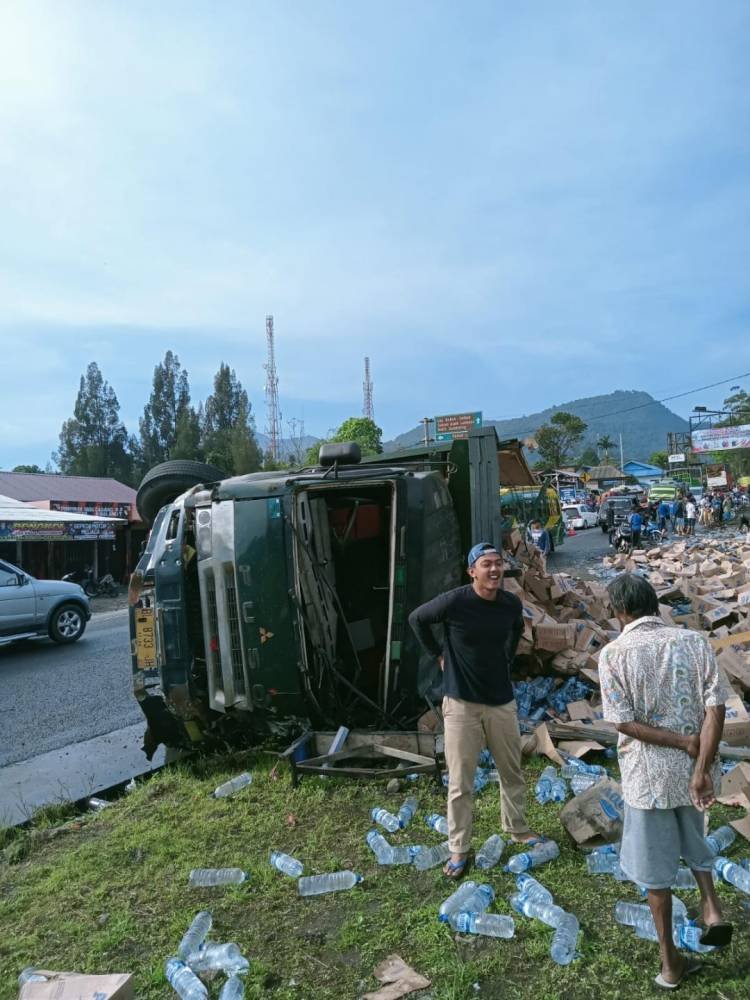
[561,504,598,530]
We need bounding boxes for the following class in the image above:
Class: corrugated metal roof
[586,464,627,480]
[0,471,136,503]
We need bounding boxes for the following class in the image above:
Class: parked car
[0,559,91,646]
[561,504,598,530]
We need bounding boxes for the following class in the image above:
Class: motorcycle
[62,568,118,597]
[609,522,632,553]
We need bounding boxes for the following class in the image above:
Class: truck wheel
[49,603,87,643]
[136,460,227,525]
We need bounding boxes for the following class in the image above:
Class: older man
[408,542,538,878]
[599,573,732,990]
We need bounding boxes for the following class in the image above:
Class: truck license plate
[135,608,156,669]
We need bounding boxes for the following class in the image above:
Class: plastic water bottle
[571,773,603,796]
[475,834,505,870]
[212,773,252,799]
[298,871,363,896]
[460,883,495,914]
[18,969,48,985]
[165,958,209,999]
[510,893,566,927]
[219,977,245,1000]
[550,912,579,965]
[515,874,554,905]
[550,775,568,802]
[506,840,560,874]
[371,807,401,833]
[535,766,556,804]
[438,880,479,922]
[615,897,687,929]
[366,830,394,864]
[676,923,716,954]
[270,851,304,877]
[188,943,250,975]
[561,760,607,778]
[741,858,750,872]
[451,912,515,938]
[188,868,247,887]
[397,796,418,828]
[705,826,737,855]
[635,919,713,953]
[177,911,212,960]
[425,813,449,836]
[586,852,625,876]
[473,769,489,793]
[671,867,698,890]
[413,842,451,870]
[714,856,750,894]
[589,843,620,856]
[389,845,421,865]
[478,749,495,767]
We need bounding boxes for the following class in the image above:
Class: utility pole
[619,433,624,471]
[363,356,374,421]
[264,315,282,462]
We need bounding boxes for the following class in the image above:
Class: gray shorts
[619,803,715,889]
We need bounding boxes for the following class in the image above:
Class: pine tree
[138,351,192,470]
[203,364,262,474]
[55,362,134,482]
[171,405,203,461]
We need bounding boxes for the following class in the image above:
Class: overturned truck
[129,430,537,757]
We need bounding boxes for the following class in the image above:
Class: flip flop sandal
[654,957,702,990]
[697,921,733,947]
[443,850,474,879]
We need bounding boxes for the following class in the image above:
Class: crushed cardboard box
[559,778,624,848]
[19,972,133,1000]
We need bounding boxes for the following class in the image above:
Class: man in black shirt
[409,542,538,877]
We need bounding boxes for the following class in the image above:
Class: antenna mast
[264,314,282,461]
[363,356,374,421]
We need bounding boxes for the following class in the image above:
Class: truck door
[468,427,503,549]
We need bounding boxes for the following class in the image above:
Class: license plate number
[135,608,156,669]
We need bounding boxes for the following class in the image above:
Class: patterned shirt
[599,617,730,809]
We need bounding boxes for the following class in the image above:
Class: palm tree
[597,435,614,464]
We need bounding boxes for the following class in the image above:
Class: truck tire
[136,460,227,525]
[49,602,87,643]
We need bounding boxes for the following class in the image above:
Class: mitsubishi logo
[259,627,275,644]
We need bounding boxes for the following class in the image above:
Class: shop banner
[50,501,130,519]
[691,424,750,454]
[0,521,116,541]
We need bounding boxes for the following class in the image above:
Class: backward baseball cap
[467,541,501,568]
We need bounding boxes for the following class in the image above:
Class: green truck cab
[129,429,533,757]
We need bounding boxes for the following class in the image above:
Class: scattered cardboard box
[19,973,134,1000]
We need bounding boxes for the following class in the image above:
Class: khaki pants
[443,696,530,853]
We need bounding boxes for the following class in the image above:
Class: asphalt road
[0,610,141,768]
[546,523,612,577]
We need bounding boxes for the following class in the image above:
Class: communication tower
[264,315,282,462]
[363,356,374,421]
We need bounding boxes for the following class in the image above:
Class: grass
[1,753,749,999]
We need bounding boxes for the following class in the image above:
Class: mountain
[384,390,689,464]
[255,432,320,461]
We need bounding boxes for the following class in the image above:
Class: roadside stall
[0,495,125,580]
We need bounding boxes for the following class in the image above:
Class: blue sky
[2,1,749,468]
